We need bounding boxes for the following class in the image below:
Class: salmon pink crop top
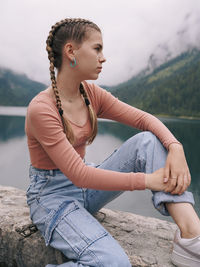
[25,81,180,191]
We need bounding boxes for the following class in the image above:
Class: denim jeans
[26,132,194,267]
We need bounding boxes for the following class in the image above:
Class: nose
[98,53,106,63]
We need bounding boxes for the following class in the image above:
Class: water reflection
[0,136,29,190]
[1,115,199,192]
[0,116,25,141]
[0,112,200,221]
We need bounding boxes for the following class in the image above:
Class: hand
[145,168,168,192]
[163,143,191,195]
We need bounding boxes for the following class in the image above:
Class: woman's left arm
[89,83,191,194]
[92,83,181,148]
[163,143,191,195]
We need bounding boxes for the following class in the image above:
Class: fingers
[163,166,170,183]
[165,171,191,195]
[182,171,191,192]
[171,175,185,195]
[164,176,177,193]
[187,170,191,186]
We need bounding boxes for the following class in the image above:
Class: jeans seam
[82,188,87,209]
[45,201,80,245]
[99,148,118,166]
[146,133,156,173]
[55,227,80,256]
[80,231,109,258]
[80,233,108,267]
[36,176,50,201]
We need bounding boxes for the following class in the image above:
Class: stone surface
[0,185,176,267]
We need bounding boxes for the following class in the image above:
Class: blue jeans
[26,132,194,267]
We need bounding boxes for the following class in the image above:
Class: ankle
[166,202,200,239]
[180,226,200,239]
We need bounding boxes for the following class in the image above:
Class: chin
[92,74,99,80]
[83,72,99,81]
[84,76,98,81]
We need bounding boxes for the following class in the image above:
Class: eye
[95,47,101,52]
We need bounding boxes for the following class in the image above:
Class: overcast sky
[1,0,200,86]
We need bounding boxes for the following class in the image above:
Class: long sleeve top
[25,81,180,191]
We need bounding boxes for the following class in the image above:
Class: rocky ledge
[0,185,176,267]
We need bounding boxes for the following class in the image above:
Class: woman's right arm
[145,168,168,191]
[27,100,146,192]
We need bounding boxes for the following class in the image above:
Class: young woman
[25,18,200,267]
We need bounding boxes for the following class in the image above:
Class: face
[74,30,106,80]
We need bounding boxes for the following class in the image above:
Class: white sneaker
[171,229,200,267]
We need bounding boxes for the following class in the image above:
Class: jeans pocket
[30,200,53,238]
[53,201,108,256]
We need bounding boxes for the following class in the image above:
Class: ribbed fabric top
[25,81,180,191]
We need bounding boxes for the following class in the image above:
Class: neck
[55,68,82,102]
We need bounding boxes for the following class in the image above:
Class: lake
[0,106,200,222]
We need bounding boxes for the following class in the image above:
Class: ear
[63,42,77,61]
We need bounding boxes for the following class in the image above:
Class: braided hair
[46,18,100,144]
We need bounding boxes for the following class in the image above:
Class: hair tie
[85,98,90,106]
[59,108,63,116]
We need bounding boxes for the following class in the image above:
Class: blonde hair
[46,18,99,144]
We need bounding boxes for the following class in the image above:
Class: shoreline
[155,114,200,121]
[0,106,200,121]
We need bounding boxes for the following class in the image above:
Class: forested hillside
[109,49,200,118]
[0,68,46,106]
[0,49,200,118]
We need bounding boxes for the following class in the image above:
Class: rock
[0,185,176,267]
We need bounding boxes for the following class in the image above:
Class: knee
[128,131,158,153]
[141,131,157,142]
[129,131,156,146]
[140,131,163,150]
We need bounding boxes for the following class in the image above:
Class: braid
[46,23,68,138]
[46,18,99,144]
[80,83,98,144]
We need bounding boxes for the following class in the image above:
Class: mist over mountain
[146,12,200,73]
[1,1,200,87]
[0,46,199,118]
[108,48,200,118]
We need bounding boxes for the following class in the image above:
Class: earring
[70,58,77,68]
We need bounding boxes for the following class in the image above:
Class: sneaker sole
[171,251,200,267]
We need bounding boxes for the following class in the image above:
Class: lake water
[0,106,200,222]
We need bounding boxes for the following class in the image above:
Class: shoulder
[27,89,59,120]
[28,89,56,110]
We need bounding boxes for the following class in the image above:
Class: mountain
[0,48,200,118]
[0,67,46,106]
[108,49,200,118]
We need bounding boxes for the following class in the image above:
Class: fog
[1,0,200,86]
